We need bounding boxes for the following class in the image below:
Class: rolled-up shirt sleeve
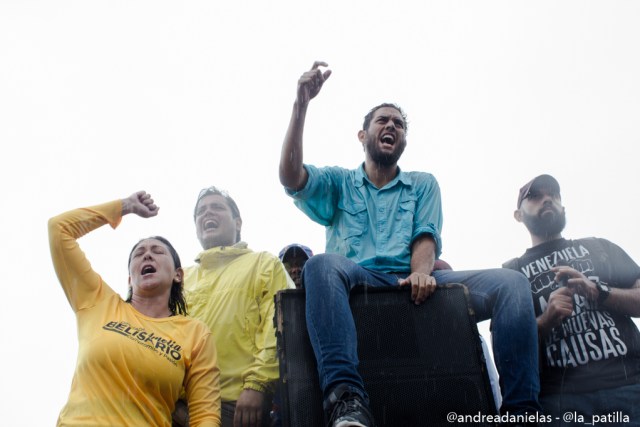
[410,174,443,258]
[285,164,340,226]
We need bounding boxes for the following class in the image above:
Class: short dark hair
[127,236,188,316]
[362,103,408,133]
[194,186,242,242]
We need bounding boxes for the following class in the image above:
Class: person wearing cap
[279,243,314,288]
[278,61,541,426]
[504,174,640,425]
[271,244,314,426]
[176,186,294,427]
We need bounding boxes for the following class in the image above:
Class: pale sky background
[1,1,639,425]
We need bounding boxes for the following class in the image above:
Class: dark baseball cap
[517,174,561,208]
[279,244,313,262]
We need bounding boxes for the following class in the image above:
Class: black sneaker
[326,384,375,427]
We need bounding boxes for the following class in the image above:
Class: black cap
[517,174,560,208]
[278,244,313,262]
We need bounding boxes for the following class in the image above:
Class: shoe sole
[334,421,368,427]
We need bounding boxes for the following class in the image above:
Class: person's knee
[302,253,346,290]
[303,253,347,275]
[508,269,531,293]
[497,269,534,307]
[304,252,333,270]
[494,268,528,289]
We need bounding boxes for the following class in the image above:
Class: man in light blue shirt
[279,61,541,427]
[292,164,441,273]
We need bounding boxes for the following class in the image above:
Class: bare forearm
[536,314,554,336]
[279,101,308,191]
[280,62,330,191]
[400,235,437,304]
[120,197,134,216]
[601,279,640,317]
[410,235,436,275]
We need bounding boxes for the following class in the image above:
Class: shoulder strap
[502,257,520,271]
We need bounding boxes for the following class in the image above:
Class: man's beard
[364,134,406,167]
[522,209,566,238]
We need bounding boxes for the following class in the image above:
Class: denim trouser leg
[302,253,398,404]
[540,382,640,426]
[432,268,542,415]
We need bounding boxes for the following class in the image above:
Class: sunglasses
[197,186,231,201]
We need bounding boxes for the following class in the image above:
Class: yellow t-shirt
[49,201,221,427]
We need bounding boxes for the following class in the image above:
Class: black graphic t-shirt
[504,238,640,395]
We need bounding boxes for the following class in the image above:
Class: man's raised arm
[279,61,331,191]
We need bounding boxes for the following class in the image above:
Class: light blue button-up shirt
[286,163,442,273]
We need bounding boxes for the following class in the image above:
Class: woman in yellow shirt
[49,191,221,427]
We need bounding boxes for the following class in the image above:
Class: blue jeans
[540,382,640,426]
[303,253,541,415]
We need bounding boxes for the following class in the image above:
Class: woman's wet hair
[127,236,188,316]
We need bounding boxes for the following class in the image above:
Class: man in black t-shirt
[505,174,640,426]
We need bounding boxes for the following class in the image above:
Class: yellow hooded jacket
[184,243,294,402]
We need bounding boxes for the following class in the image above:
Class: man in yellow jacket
[182,186,293,427]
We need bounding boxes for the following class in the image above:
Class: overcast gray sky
[1,1,639,425]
